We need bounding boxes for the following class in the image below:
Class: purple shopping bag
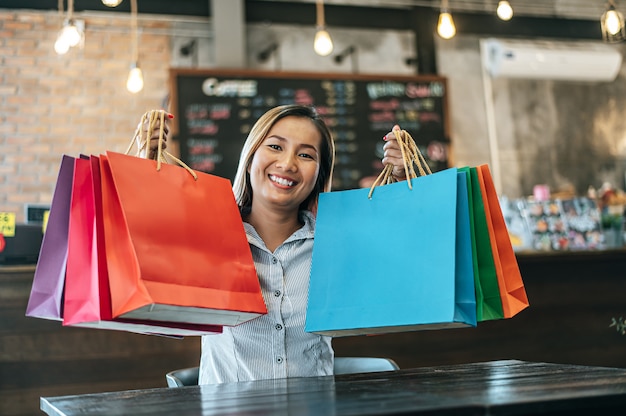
[26,155,75,320]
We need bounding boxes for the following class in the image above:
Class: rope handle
[367,129,431,199]
[126,109,198,180]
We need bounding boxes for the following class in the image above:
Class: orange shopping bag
[62,155,222,336]
[476,164,529,318]
[99,149,267,327]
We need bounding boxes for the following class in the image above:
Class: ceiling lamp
[437,0,456,40]
[54,0,84,55]
[496,1,514,21]
[602,1,626,43]
[313,0,334,56]
[126,0,144,93]
[102,0,123,6]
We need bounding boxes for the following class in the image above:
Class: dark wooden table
[40,360,626,415]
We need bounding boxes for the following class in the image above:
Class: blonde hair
[232,104,335,214]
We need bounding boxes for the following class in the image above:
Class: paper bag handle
[367,129,431,198]
[126,109,198,180]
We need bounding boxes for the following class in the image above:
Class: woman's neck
[245,207,302,252]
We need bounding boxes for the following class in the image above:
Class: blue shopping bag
[305,167,477,336]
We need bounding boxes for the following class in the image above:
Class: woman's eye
[299,153,315,159]
[268,144,281,150]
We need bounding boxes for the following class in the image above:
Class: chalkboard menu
[170,69,449,190]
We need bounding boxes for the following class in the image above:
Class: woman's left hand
[381,124,407,181]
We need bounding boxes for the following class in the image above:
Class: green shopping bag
[461,166,504,321]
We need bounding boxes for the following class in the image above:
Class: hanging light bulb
[602,1,626,43]
[54,34,70,55]
[314,29,334,56]
[53,0,84,54]
[126,0,143,93]
[127,62,144,93]
[60,19,83,47]
[437,1,456,40]
[313,0,333,56]
[102,0,123,6]
[497,1,514,21]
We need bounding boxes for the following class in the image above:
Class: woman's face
[248,116,322,215]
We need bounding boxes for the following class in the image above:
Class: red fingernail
[168,113,175,119]
[383,135,388,141]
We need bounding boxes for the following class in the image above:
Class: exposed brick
[3,21,33,31]
[0,9,174,222]
[5,96,37,106]
[2,56,37,67]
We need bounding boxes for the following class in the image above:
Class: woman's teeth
[270,175,294,186]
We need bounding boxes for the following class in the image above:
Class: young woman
[144,104,407,384]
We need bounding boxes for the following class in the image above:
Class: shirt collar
[244,210,316,250]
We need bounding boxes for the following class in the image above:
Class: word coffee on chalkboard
[171,69,449,190]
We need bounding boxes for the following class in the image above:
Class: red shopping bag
[62,156,223,336]
[476,164,529,318]
[100,151,267,326]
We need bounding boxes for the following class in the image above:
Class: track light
[257,43,279,62]
[334,46,355,64]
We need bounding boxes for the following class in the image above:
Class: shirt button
[271,257,278,264]
[274,290,281,297]
[275,323,283,330]
[276,357,283,363]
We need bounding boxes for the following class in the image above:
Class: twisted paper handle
[367,129,431,199]
[126,109,198,180]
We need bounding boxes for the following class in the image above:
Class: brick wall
[0,10,172,222]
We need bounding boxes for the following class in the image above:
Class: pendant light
[496,1,514,21]
[313,0,333,56]
[602,1,626,43]
[102,0,123,6]
[126,0,144,93]
[437,0,456,40]
[54,0,84,55]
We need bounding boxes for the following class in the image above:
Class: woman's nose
[276,152,297,171]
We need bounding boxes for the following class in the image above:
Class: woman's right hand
[381,124,407,181]
[135,111,174,159]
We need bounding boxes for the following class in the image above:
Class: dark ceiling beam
[247,2,601,41]
[245,1,412,29]
[0,0,210,16]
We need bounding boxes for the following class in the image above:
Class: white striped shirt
[198,210,334,385]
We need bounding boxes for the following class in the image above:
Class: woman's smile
[269,174,296,188]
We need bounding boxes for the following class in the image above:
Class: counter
[3,249,626,416]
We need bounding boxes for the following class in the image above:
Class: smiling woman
[246,117,323,241]
[232,105,335,217]
[140,103,407,385]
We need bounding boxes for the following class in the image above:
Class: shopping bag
[476,164,529,318]
[26,155,74,320]
[63,155,222,336]
[306,130,476,336]
[459,166,505,322]
[100,147,266,326]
